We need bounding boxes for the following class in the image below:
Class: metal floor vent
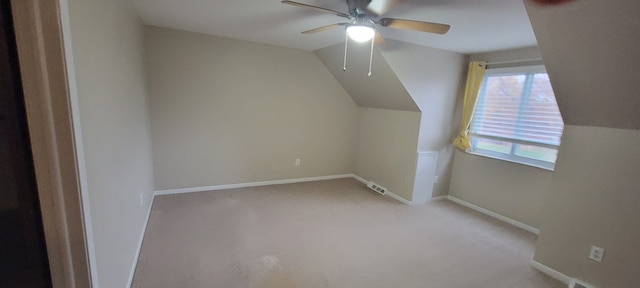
[367,181,387,195]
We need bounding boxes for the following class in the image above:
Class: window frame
[468,65,563,171]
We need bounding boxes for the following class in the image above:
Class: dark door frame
[0,0,53,285]
[11,0,92,287]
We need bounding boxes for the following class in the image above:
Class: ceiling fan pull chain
[343,32,349,71]
[368,36,374,77]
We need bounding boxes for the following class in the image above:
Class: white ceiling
[130,0,537,54]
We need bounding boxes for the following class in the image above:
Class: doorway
[0,0,53,286]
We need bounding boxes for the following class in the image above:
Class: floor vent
[367,181,387,195]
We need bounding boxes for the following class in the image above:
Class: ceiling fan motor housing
[349,14,374,28]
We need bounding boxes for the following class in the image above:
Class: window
[469,65,564,170]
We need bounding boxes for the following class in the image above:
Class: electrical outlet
[589,245,604,262]
[139,193,144,206]
[434,176,439,183]
[295,158,301,166]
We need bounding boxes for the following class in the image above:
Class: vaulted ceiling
[130,0,537,53]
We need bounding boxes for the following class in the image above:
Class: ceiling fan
[281,0,450,76]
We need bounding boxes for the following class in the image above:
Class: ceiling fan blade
[302,23,347,34]
[367,0,403,16]
[379,18,451,34]
[281,1,350,19]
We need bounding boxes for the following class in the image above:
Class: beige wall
[533,126,640,287]
[449,150,552,228]
[448,46,552,227]
[146,27,359,190]
[355,108,420,201]
[525,1,640,287]
[65,0,155,287]
[378,41,467,197]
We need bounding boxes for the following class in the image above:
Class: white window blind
[469,65,564,169]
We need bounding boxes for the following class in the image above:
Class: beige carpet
[132,178,564,288]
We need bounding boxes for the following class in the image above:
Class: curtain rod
[485,58,543,66]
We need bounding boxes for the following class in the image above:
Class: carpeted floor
[132,178,564,288]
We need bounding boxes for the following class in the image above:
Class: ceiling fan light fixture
[346,25,375,42]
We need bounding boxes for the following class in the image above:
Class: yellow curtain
[453,61,486,151]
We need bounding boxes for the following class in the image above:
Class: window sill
[465,150,555,172]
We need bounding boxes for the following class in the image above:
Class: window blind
[470,72,564,146]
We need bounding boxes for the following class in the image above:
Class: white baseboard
[127,195,154,288]
[430,195,448,202]
[154,174,355,196]
[154,173,415,206]
[572,279,598,288]
[386,191,413,205]
[530,260,574,287]
[351,174,367,185]
[447,195,540,235]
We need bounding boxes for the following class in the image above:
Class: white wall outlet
[434,176,439,183]
[295,158,300,166]
[589,245,605,262]
[139,192,144,206]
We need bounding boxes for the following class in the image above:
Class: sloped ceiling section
[525,0,640,129]
[314,42,419,112]
[378,40,466,150]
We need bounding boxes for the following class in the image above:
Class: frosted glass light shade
[346,25,375,42]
